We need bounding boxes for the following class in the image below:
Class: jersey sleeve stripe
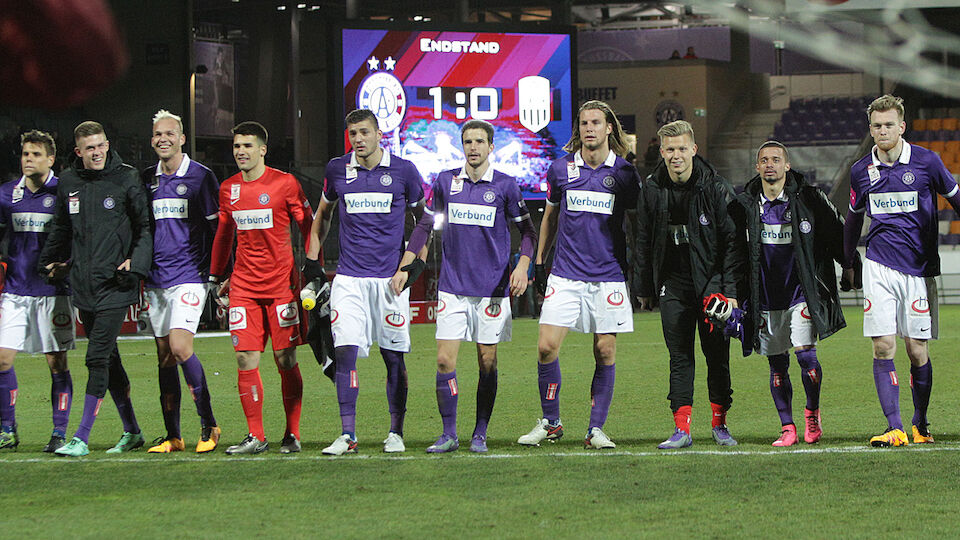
[945,185,959,198]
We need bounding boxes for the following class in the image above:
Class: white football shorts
[862,258,938,340]
[330,274,411,357]
[756,301,816,356]
[0,294,75,353]
[435,291,511,344]
[144,283,208,337]
[538,275,633,334]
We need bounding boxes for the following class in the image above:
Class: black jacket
[729,169,847,355]
[39,150,152,311]
[633,156,742,300]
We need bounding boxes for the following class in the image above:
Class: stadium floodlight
[688,0,960,98]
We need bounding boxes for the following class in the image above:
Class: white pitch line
[3,443,959,464]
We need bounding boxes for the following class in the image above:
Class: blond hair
[866,94,904,123]
[152,109,184,134]
[657,120,695,145]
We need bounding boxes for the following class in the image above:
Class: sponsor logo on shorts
[385,311,406,327]
[103,197,115,209]
[544,286,556,298]
[800,306,811,319]
[180,291,201,306]
[437,300,446,313]
[484,303,502,318]
[911,298,930,314]
[606,291,624,306]
[52,313,72,328]
[229,306,247,330]
[545,382,558,400]
[448,202,496,227]
[863,298,872,313]
[11,212,53,233]
[344,192,393,214]
[233,209,274,230]
[276,302,300,328]
[259,193,270,205]
[759,315,767,330]
[330,309,339,323]
[566,190,614,215]
[153,198,188,220]
[869,191,917,215]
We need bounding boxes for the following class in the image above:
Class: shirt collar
[16,169,55,189]
[457,164,495,183]
[870,141,912,167]
[573,150,617,169]
[154,154,192,177]
[349,148,391,170]
[758,189,788,206]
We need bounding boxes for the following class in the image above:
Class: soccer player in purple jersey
[635,120,742,449]
[517,101,640,449]
[842,95,960,447]
[402,120,537,453]
[724,141,849,446]
[307,109,427,455]
[140,110,221,454]
[0,130,76,452]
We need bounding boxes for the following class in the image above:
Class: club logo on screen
[358,71,407,133]
[518,76,551,133]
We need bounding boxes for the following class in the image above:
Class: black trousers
[79,307,130,398]
[659,278,733,412]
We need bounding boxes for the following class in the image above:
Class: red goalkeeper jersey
[210,167,312,298]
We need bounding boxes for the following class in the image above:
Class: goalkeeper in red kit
[209,122,313,455]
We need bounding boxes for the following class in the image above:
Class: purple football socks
[538,358,561,424]
[588,363,615,429]
[910,360,932,428]
[768,354,793,425]
[0,368,17,430]
[873,358,902,430]
[474,369,497,438]
[158,364,181,438]
[181,354,216,428]
[50,370,72,435]
[436,370,458,438]
[381,348,408,435]
[335,345,359,437]
[796,348,822,412]
[74,393,103,443]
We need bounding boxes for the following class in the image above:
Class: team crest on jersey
[176,183,188,195]
[566,161,580,181]
[103,197,115,209]
[483,190,496,203]
[43,195,54,208]
[380,174,393,187]
[357,71,407,133]
[902,171,916,185]
[602,176,616,188]
[799,219,812,234]
[258,193,270,205]
[230,184,241,204]
[231,335,239,346]
[699,213,710,226]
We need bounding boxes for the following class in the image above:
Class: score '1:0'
[428,87,499,120]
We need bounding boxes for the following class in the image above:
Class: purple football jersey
[757,192,804,310]
[547,151,640,282]
[427,166,529,297]
[144,155,220,288]
[849,142,958,277]
[323,151,424,278]
[0,172,67,296]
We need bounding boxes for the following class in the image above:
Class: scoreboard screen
[340,25,575,199]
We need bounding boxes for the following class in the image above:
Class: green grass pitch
[3,306,960,538]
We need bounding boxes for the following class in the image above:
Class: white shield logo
[518,76,551,133]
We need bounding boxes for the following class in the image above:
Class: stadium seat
[943,117,958,131]
[929,141,946,154]
[913,119,927,131]
[938,195,950,210]
[949,220,960,235]
[939,208,956,221]
[927,118,943,131]
[914,141,930,149]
